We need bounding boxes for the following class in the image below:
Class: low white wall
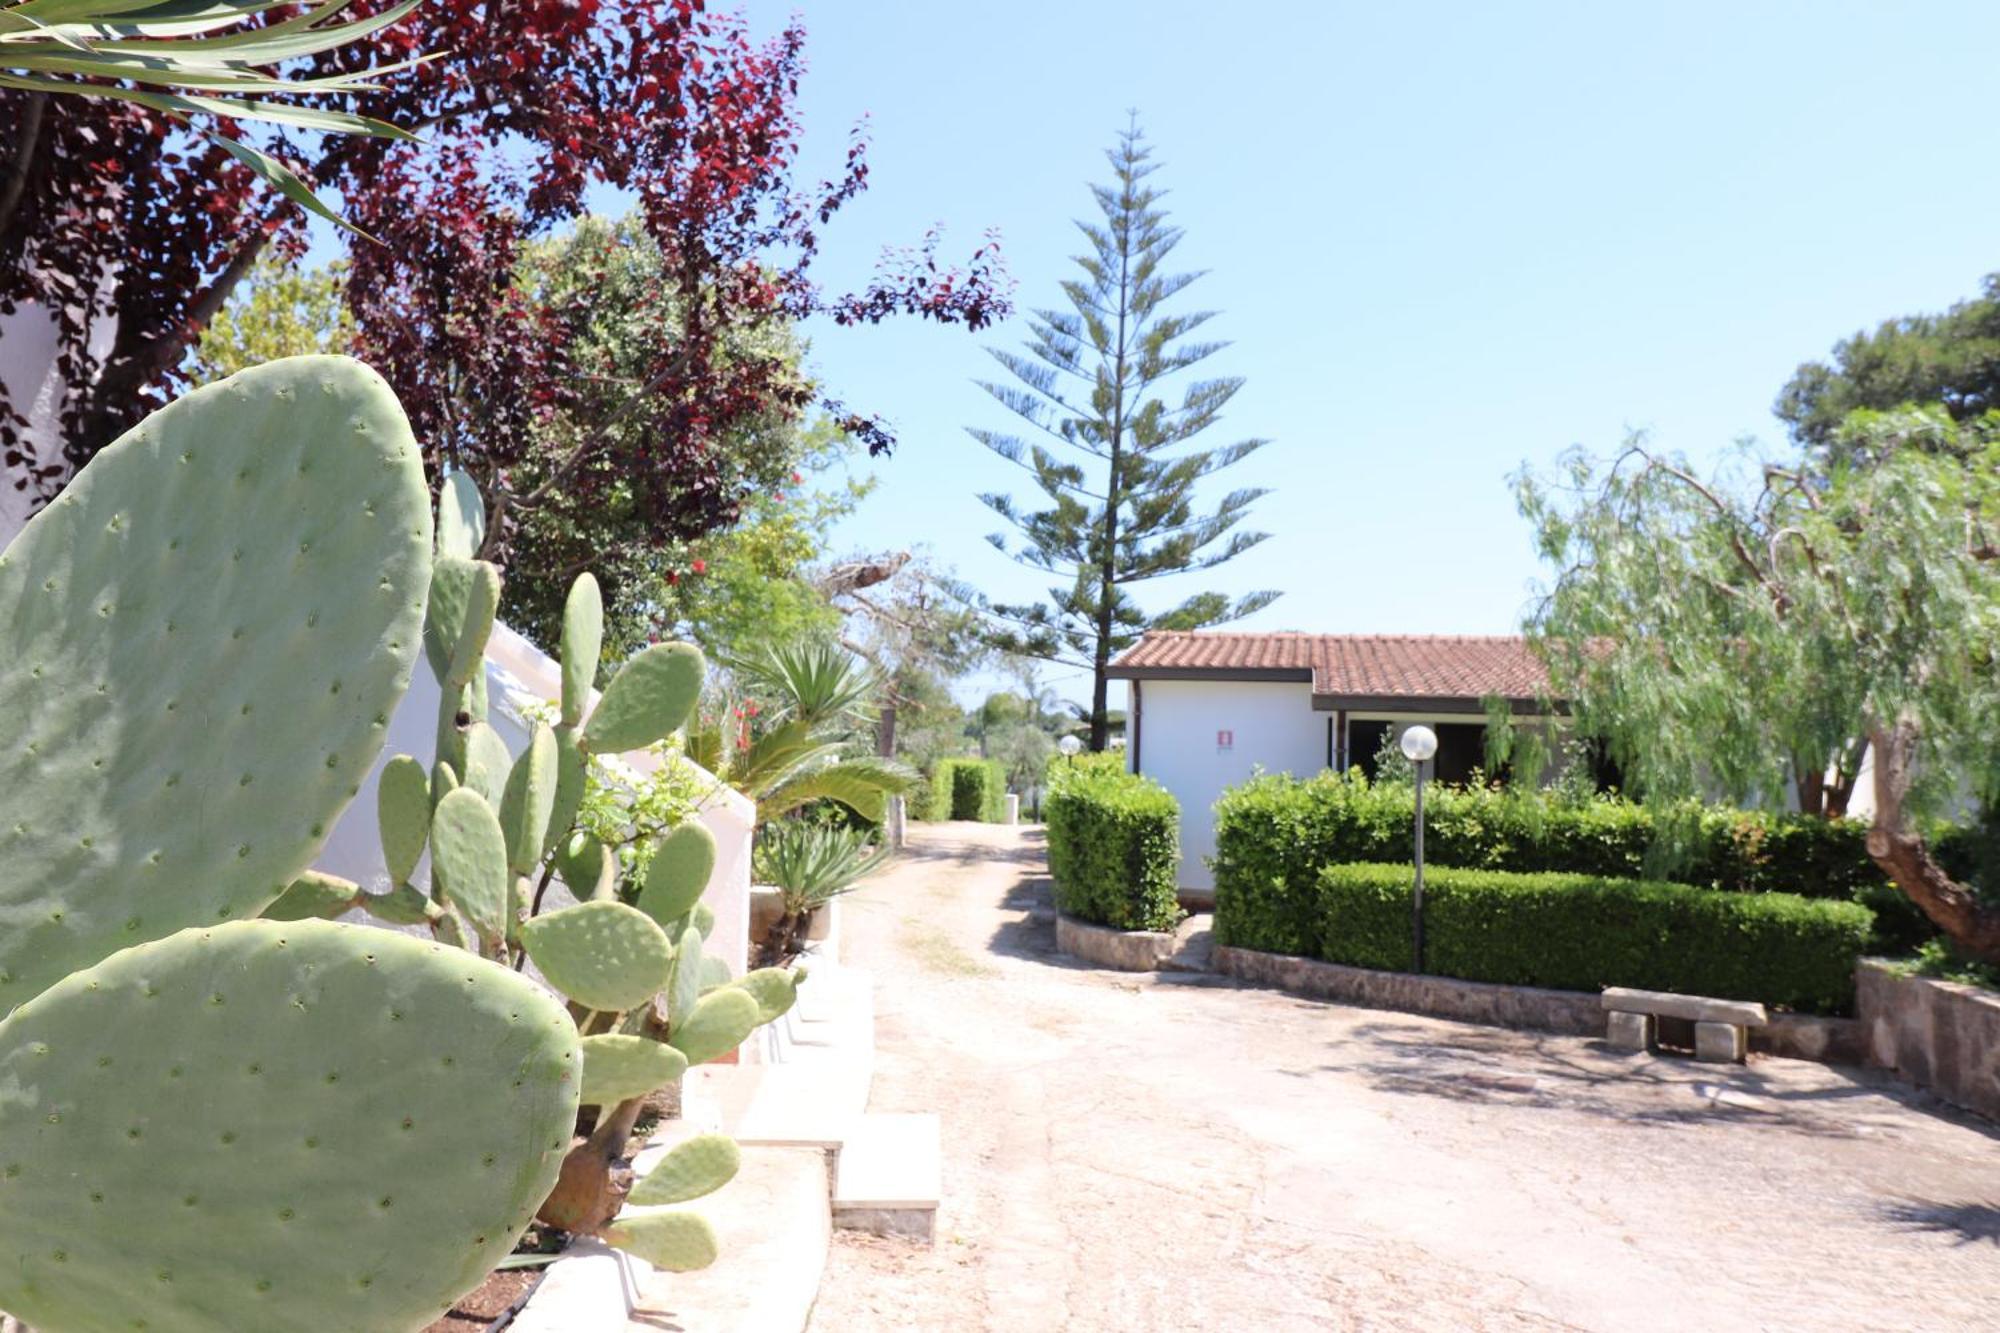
[1134,679,1325,892]
[315,621,756,974]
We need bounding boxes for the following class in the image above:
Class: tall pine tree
[973,119,1277,750]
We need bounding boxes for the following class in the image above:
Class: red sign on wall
[1217,729,1234,751]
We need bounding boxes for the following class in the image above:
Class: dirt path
[808,822,2000,1332]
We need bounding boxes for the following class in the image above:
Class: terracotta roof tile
[1107,631,1551,703]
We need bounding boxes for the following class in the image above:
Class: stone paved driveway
[810,822,2000,1332]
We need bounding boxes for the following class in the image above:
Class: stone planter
[748,888,835,955]
[1857,959,2000,1122]
[1054,912,1178,971]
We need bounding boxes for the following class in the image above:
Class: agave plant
[751,820,890,965]
[0,0,427,226]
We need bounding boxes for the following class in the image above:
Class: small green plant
[1896,938,2000,991]
[0,358,580,1332]
[752,821,891,965]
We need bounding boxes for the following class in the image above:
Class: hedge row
[1210,772,1933,952]
[1044,762,1180,931]
[930,757,1006,822]
[1302,863,1872,1015]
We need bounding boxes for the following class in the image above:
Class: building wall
[1132,679,1326,891]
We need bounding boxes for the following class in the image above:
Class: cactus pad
[376,755,431,886]
[546,726,588,861]
[499,724,558,876]
[460,722,513,810]
[629,1133,740,1206]
[579,1034,688,1106]
[0,919,578,1333]
[428,788,511,947]
[560,573,603,728]
[263,871,362,922]
[519,901,673,1012]
[580,642,704,755]
[437,471,486,561]
[667,987,761,1066]
[604,1211,719,1273]
[732,966,805,1025]
[359,884,439,927]
[637,822,716,928]
[0,356,431,1005]
[667,924,703,1025]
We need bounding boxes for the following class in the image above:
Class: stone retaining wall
[1857,960,2000,1122]
[1054,913,1177,972]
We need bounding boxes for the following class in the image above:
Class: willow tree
[972,120,1275,750]
[1517,406,2000,962]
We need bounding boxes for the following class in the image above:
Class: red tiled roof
[1107,631,1552,704]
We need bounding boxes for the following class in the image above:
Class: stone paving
[810,822,2000,1333]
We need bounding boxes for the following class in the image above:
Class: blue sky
[774,1,2000,706]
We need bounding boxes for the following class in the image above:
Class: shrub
[1044,763,1180,930]
[904,776,938,822]
[1310,863,1873,1015]
[933,757,1006,822]
[1211,770,1930,953]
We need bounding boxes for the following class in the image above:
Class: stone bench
[1602,987,1768,1063]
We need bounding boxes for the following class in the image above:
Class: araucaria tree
[973,121,1275,750]
[1516,407,2000,963]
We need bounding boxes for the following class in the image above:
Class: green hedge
[932,757,1005,822]
[1303,863,1871,1015]
[1211,771,1933,954]
[1044,762,1180,930]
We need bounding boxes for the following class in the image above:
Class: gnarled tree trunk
[1864,721,2000,964]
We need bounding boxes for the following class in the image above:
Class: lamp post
[1400,725,1438,972]
[1057,734,1082,766]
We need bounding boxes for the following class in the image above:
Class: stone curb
[1053,912,1178,971]
[1210,944,1867,1066]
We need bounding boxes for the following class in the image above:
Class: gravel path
[809,821,2000,1332]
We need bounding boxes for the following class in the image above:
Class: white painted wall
[1133,679,1326,891]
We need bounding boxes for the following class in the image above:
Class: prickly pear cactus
[0,919,579,1333]
[580,1035,689,1107]
[0,357,432,1006]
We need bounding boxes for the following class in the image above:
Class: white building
[1108,631,1560,896]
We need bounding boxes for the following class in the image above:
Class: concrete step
[626,1144,830,1333]
[831,1111,940,1244]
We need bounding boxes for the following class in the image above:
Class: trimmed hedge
[1303,863,1872,1015]
[1044,762,1180,931]
[1211,771,1934,954]
[933,757,1006,822]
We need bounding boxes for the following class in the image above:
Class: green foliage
[1775,272,2000,457]
[1309,863,1873,1015]
[1894,938,2000,991]
[971,119,1276,748]
[1210,771,1932,954]
[935,757,1006,821]
[1044,760,1180,931]
[190,257,354,384]
[519,901,675,1014]
[629,1133,741,1207]
[580,1034,690,1108]
[752,820,888,965]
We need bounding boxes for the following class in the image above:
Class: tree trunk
[1864,721,2000,964]
[876,701,897,758]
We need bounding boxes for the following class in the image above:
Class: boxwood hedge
[1306,863,1872,1015]
[932,757,1006,822]
[1210,771,1933,954]
[1044,761,1180,931]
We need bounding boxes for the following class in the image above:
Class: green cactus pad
[377,755,431,887]
[637,822,716,928]
[553,830,612,900]
[422,555,482,685]
[0,918,578,1333]
[499,724,558,876]
[262,871,362,922]
[519,901,673,1013]
[667,987,761,1066]
[629,1133,740,1207]
[437,471,486,561]
[0,356,431,1005]
[359,884,440,927]
[444,561,501,692]
[732,967,805,1025]
[560,574,603,728]
[429,788,511,947]
[580,642,704,755]
[667,925,703,1025]
[604,1210,718,1273]
[698,955,734,993]
[545,725,588,861]
[431,760,459,807]
[691,902,716,937]
[578,1034,688,1106]
[460,723,513,810]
